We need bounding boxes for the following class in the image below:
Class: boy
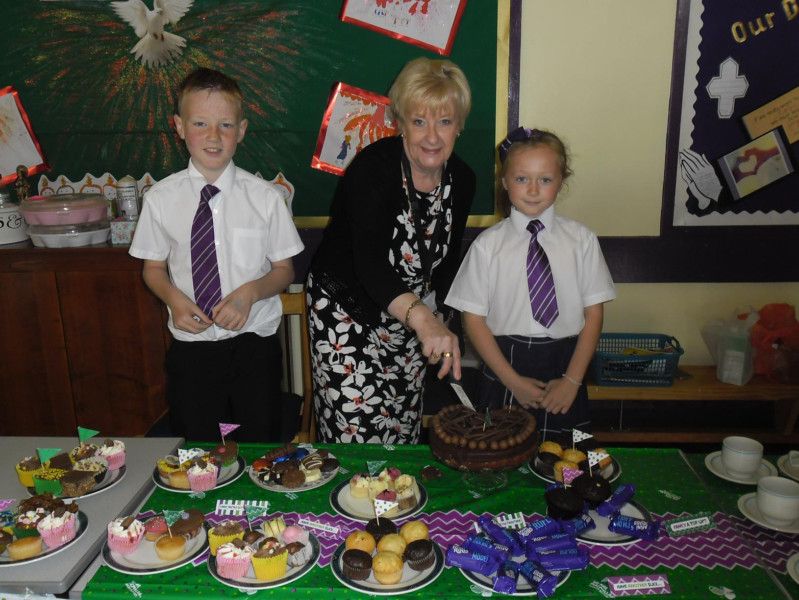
[130,68,304,442]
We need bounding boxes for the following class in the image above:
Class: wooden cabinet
[0,245,169,436]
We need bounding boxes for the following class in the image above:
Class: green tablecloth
[83,445,792,599]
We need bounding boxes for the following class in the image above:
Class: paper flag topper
[78,427,100,443]
[366,460,386,476]
[245,504,270,522]
[572,428,593,445]
[0,499,16,511]
[37,448,62,464]
[374,498,399,517]
[219,423,240,438]
[163,509,185,527]
[562,467,583,485]
[177,448,192,464]
[588,450,610,468]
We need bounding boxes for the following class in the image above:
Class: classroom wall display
[0,87,49,187]
[340,0,467,56]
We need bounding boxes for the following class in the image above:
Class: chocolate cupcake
[342,549,372,580]
[365,517,397,543]
[420,465,442,481]
[242,529,264,546]
[571,473,611,508]
[404,539,435,571]
[545,486,584,520]
[320,457,340,474]
[535,452,561,476]
[272,459,300,474]
[280,468,306,488]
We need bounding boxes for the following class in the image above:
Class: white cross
[706,57,748,119]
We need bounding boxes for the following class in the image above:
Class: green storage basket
[592,333,683,386]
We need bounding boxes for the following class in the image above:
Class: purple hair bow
[498,126,544,163]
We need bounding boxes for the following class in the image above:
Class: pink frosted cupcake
[216,539,254,579]
[107,516,145,554]
[281,525,309,545]
[37,508,77,548]
[187,459,219,492]
[97,439,126,470]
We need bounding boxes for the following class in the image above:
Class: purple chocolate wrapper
[518,517,562,541]
[446,544,500,577]
[464,533,512,563]
[559,513,596,536]
[477,515,525,557]
[596,483,636,517]
[608,514,660,541]
[517,560,558,598]
[536,547,590,571]
[492,561,519,594]
[525,532,579,558]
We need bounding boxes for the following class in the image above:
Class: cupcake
[36,507,77,548]
[97,439,126,470]
[187,459,219,492]
[366,517,397,543]
[144,516,168,541]
[349,474,370,499]
[553,460,579,483]
[394,474,419,510]
[341,549,372,581]
[285,541,313,567]
[281,525,309,545]
[155,534,186,560]
[562,449,587,465]
[69,443,98,463]
[404,539,435,571]
[60,470,96,498]
[538,441,564,458]
[372,550,404,584]
[15,508,48,538]
[73,457,109,484]
[251,545,288,581]
[262,517,286,539]
[571,472,612,508]
[107,516,145,554]
[212,440,239,467]
[15,456,43,488]
[209,519,245,556]
[216,539,254,579]
[280,467,305,489]
[170,508,205,539]
[545,486,584,521]
[399,520,429,544]
[168,470,191,490]
[345,530,375,554]
[33,468,66,496]
[7,536,43,560]
[377,533,407,556]
[157,455,182,479]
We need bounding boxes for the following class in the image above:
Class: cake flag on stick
[163,509,184,538]
[374,498,398,518]
[78,426,100,443]
[572,428,592,448]
[245,503,270,530]
[37,448,61,464]
[588,450,610,469]
[219,422,240,443]
[177,448,193,465]
[562,467,583,486]
[366,461,386,477]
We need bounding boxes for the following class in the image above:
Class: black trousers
[166,332,283,443]
[478,335,590,445]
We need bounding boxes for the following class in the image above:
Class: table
[0,436,183,595]
[78,444,793,599]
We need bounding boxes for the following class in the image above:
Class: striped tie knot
[527,219,544,236]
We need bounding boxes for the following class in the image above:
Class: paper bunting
[572,428,593,445]
[588,450,610,468]
[78,427,100,443]
[0,499,16,511]
[219,423,240,438]
[37,448,61,464]
[562,467,584,485]
[366,460,386,476]
[245,504,270,522]
[163,510,185,527]
[215,499,269,517]
[374,498,399,517]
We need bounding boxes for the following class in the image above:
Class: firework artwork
[311,82,396,176]
[340,0,467,55]
[0,87,48,187]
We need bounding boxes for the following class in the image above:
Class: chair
[280,289,316,443]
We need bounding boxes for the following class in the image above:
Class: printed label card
[663,512,715,537]
[606,574,671,596]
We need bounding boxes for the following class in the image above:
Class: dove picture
[112,0,194,68]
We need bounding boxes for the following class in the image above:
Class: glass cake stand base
[461,470,508,492]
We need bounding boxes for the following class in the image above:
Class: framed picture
[311,82,397,176]
[0,86,49,187]
[340,0,467,56]
[718,129,794,201]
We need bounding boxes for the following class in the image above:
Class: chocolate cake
[429,405,537,471]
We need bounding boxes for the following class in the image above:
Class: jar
[115,175,140,220]
[0,189,29,245]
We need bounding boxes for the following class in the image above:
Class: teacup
[721,436,763,479]
[756,476,799,527]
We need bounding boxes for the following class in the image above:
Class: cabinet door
[0,272,75,435]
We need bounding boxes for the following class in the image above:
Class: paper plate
[248,452,339,493]
[0,511,88,566]
[329,479,427,523]
[153,457,245,493]
[577,500,652,546]
[25,466,127,501]
[103,527,209,575]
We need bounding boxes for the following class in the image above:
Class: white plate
[330,540,444,596]
[460,556,570,596]
[248,452,339,493]
[530,454,621,485]
[152,457,246,493]
[577,500,652,546]
[0,511,88,566]
[786,553,799,585]
[777,454,799,483]
[103,527,209,575]
[208,533,320,589]
[705,451,777,485]
[25,466,127,501]
[737,492,799,534]
[329,480,427,523]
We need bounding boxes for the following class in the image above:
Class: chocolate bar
[608,514,660,541]
[464,533,512,563]
[536,547,590,571]
[517,560,558,598]
[477,515,525,557]
[445,544,500,577]
[596,483,636,517]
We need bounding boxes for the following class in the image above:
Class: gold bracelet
[562,373,582,386]
[404,298,424,328]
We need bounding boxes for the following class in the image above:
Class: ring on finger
[441,351,453,358]
[431,353,440,361]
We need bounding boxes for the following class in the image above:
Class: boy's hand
[540,378,579,414]
[171,296,212,333]
[212,283,255,330]
[510,376,546,408]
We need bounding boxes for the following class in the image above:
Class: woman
[307,57,475,444]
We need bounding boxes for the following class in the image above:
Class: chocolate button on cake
[341,548,372,580]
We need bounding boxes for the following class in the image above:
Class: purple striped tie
[191,184,222,317]
[526,219,559,328]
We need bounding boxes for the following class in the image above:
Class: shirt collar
[187,159,236,198]
[510,205,555,235]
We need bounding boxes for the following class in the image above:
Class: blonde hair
[388,57,471,130]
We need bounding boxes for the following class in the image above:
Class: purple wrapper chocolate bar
[559,513,596,536]
[608,514,660,541]
[517,560,558,598]
[596,483,636,517]
[536,547,590,571]
[518,517,562,541]
[525,532,579,558]
[492,561,519,594]
[445,544,499,577]
[464,533,512,562]
[477,515,525,557]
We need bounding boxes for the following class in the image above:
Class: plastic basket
[591,333,684,387]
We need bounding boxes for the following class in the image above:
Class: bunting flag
[37,448,62,464]
[163,510,185,527]
[366,460,386,476]
[219,423,241,439]
[374,498,398,517]
[572,428,593,445]
[562,467,583,486]
[0,499,16,511]
[588,450,610,469]
[245,503,270,523]
[78,427,100,443]
[177,448,192,465]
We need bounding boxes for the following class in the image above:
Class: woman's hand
[413,310,461,380]
[540,377,579,414]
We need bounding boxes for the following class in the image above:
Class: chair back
[280,289,315,442]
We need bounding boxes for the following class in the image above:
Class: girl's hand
[510,376,547,408]
[540,378,579,414]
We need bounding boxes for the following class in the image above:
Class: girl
[445,127,615,439]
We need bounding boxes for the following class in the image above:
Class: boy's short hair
[176,68,244,117]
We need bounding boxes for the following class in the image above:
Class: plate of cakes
[102,509,208,575]
[330,468,427,523]
[531,441,620,485]
[0,495,87,565]
[207,518,320,589]
[152,443,245,493]
[248,445,340,492]
[15,440,127,500]
[331,519,444,596]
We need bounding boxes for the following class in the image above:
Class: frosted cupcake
[37,507,77,548]
[216,539,254,579]
[208,519,245,556]
[15,456,43,488]
[251,545,288,581]
[97,439,126,470]
[187,459,219,492]
[107,516,145,554]
[280,525,309,546]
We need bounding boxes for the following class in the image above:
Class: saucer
[787,553,799,585]
[704,451,777,484]
[737,492,799,534]
[777,454,799,483]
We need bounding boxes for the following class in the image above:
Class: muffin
[372,550,404,584]
[73,457,109,484]
[399,520,429,544]
[33,468,66,496]
[155,534,186,560]
[377,533,407,556]
[345,530,376,554]
[187,459,218,492]
[285,541,313,567]
[209,520,245,556]
[97,439,126,470]
[15,456,43,488]
[404,539,435,571]
[545,486,584,520]
[366,517,397,543]
[562,449,587,465]
[341,549,372,581]
[61,470,96,497]
[144,516,168,541]
[36,507,77,548]
[571,472,612,508]
[251,545,288,581]
[538,441,564,458]
[7,536,43,560]
[212,440,239,467]
[216,539,254,579]
[107,516,145,554]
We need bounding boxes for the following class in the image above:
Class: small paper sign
[366,460,386,476]
[606,574,671,596]
[664,512,715,537]
[219,423,240,438]
[494,512,526,530]
[163,509,185,527]
[215,499,270,516]
[449,381,475,410]
[245,504,270,522]
[0,499,16,511]
[562,467,583,485]
[374,498,399,517]
[298,518,340,536]
[37,448,61,464]
[78,427,100,443]
[572,428,593,445]
[588,450,610,469]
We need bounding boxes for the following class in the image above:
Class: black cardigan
[309,136,476,326]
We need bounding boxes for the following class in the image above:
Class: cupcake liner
[208,530,244,556]
[37,513,77,549]
[252,551,288,581]
[13,525,40,539]
[216,553,252,579]
[15,464,42,488]
[408,552,435,571]
[104,450,126,471]
[286,543,313,568]
[107,522,144,555]
[188,465,219,492]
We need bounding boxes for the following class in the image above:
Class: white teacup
[756,476,799,527]
[721,436,763,479]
